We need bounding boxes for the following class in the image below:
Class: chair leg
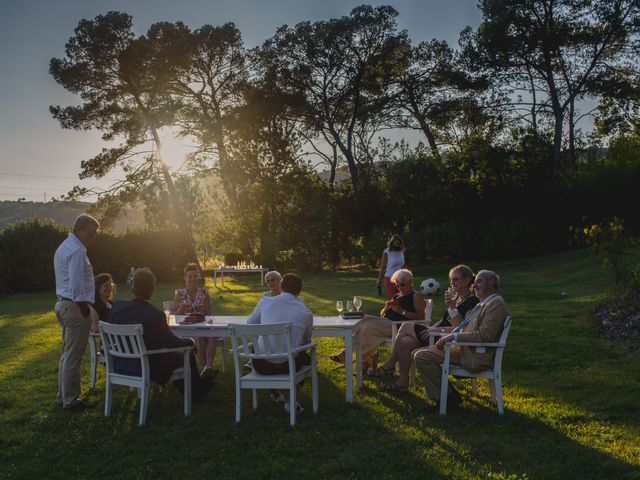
[104,378,112,417]
[183,353,192,417]
[139,384,149,426]
[289,386,297,427]
[89,338,97,389]
[312,370,319,415]
[220,338,227,373]
[494,376,504,415]
[489,378,497,404]
[252,389,258,410]
[439,368,449,416]
[235,384,242,423]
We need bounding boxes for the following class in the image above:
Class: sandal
[200,367,220,378]
[379,382,409,393]
[329,353,345,364]
[366,365,394,377]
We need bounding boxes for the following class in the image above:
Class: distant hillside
[0,200,143,231]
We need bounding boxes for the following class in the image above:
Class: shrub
[0,218,191,294]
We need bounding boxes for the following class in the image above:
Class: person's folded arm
[456,300,508,344]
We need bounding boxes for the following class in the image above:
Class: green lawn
[1,248,639,479]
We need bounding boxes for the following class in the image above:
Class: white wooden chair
[98,321,193,426]
[439,315,512,415]
[229,322,318,426]
[88,332,105,388]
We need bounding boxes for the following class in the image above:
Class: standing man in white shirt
[53,214,99,412]
[247,273,313,412]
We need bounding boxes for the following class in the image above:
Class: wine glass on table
[336,301,344,316]
[353,296,362,312]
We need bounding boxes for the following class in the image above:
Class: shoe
[63,399,95,413]
[200,367,219,378]
[422,391,462,414]
[366,365,394,377]
[329,353,345,364]
[284,400,304,413]
[378,382,409,394]
[193,379,215,402]
[270,392,286,403]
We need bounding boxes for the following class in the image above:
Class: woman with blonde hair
[371,264,479,393]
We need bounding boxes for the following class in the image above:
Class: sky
[0,0,482,202]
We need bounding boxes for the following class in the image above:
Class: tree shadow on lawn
[3,365,453,480]
[2,342,639,480]
[365,380,639,479]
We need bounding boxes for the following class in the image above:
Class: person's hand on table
[436,333,455,349]
[174,303,190,314]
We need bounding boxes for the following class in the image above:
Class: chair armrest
[389,320,428,325]
[144,345,193,355]
[292,342,317,354]
[444,341,505,349]
[235,343,254,352]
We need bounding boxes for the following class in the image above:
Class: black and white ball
[420,278,440,296]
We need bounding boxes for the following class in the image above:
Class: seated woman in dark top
[90,273,114,332]
[331,269,426,372]
[371,264,479,393]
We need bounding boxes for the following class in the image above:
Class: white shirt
[384,248,405,277]
[247,292,313,362]
[54,233,95,303]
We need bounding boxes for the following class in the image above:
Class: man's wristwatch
[402,310,406,317]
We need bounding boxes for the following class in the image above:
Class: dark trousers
[172,353,212,398]
[252,352,311,375]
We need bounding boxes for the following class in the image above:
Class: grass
[1,248,639,479]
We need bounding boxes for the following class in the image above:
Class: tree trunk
[150,130,199,267]
[551,110,564,194]
[408,97,439,157]
[568,98,577,168]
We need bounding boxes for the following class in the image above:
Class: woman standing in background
[376,234,407,300]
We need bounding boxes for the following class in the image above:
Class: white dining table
[212,268,268,287]
[169,315,364,403]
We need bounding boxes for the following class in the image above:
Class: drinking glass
[353,296,363,312]
[162,301,174,324]
[336,301,344,316]
[425,298,433,321]
[346,300,353,312]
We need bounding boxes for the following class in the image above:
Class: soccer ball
[420,278,440,296]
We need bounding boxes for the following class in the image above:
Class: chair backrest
[497,315,512,346]
[229,322,294,362]
[492,315,512,370]
[99,321,148,359]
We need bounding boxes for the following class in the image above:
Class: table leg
[356,330,363,389]
[213,271,218,288]
[344,333,353,403]
[260,271,264,285]
[221,272,225,287]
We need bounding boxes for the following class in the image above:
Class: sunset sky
[0,0,481,202]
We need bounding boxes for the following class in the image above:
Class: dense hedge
[0,218,190,294]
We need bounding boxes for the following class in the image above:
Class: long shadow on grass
[362,379,639,479]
